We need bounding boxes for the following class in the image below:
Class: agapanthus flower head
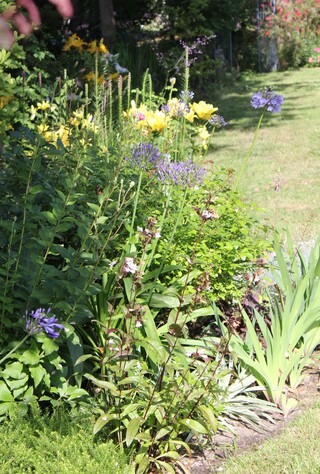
[180,90,195,103]
[209,115,227,128]
[125,142,162,170]
[156,157,206,188]
[24,308,64,339]
[161,98,189,117]
[251,88,284,113]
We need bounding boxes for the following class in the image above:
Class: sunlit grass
[209,68,320,242]
[213,403,320,474]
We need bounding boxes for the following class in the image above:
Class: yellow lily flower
[37,101,51,111]
[146,110,168,132]
[191,101,218,120]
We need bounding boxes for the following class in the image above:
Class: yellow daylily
[0,95,13,109]
[191,101,218,121]
[198,126,210,141]
[30,105,37,120]
[81,114,99,133]
[37,124,54,142]
[56,125,70,147]
[184,109,195,122]
[85,72,105,84]
[145,110,168,132]
[37,101,51,111]
[63,33,86,52]
[87,39,108,54]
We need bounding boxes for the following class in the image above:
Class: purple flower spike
[251,88,283,113]
[24,308,64,339]
[125,142,162,170]
[209,115,227,128]
[156,157,206,188]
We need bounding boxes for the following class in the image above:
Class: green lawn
[208,68,320,242]
[212,403,320,474]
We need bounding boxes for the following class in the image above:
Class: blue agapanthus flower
[156,157,206,188]
[125,142,162,170]
[209,115,227,128]
[24,308,64,339]
[251,88,284,113]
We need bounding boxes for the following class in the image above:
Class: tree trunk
[99,0,117,45]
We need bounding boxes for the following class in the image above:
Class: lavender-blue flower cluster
[125,143,162,169]
[180,90,195,103]
[161,100,189,117]
[251,89,284,113]
[156,158,206,188]
[209,115,227,128]
[24,308,64,339]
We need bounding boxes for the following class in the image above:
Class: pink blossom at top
[314,47,320,53]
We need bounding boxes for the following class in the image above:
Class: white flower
[122,257,138,275]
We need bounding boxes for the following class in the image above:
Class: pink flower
[314,47,320,53]
[308,57,314,63]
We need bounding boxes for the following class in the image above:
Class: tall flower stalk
[234,88,283,191]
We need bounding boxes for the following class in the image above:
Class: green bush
[0,409,130,474]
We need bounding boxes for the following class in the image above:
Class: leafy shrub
[0,33,277,472]
[0,408,130,473]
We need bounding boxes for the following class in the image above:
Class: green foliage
[0,407,130,473]
[157,176,268,303]
[228,235,320,415]
[0,33,278,472]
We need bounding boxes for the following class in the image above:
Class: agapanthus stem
[233,109,265,191]
[128,170,143,247]
[146,188,187,305]
[0,334,30,366]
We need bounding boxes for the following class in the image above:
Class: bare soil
[179,354,320,474]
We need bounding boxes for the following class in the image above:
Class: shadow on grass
[210,73,320,131]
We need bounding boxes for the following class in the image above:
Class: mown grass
[209,68,320,242]
[212,403,320,474]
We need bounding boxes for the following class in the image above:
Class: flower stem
[0,334,30,366]
[233,109,265,191]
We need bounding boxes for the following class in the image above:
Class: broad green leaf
[0,361,24,379]
[84,374,118,394]
[41,337,59,355]
[93,413,118,434]
[0,402,15,416]
[136,454,149,474]
[19,343,41,365]
[87,202,100,214]
[156,451,180,460]
[154,460,175,474]
[121,403,141,417]
[149,293,180,308]
[6,375,28,391]
[118,376,141,385]
[154,427,171,441]
[75,354,95,366]
[199,405,218,433]
[29,365,47,388]
[125,417,141,446]
[180,418,208,434]
[29,184,45,194]
[41,211,57,225]
[65,386,88,400]
[0,381,14,402]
